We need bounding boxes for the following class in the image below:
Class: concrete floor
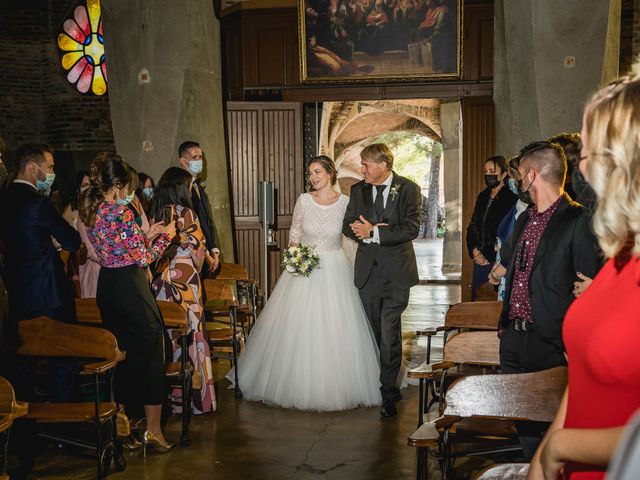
[20,243,468,480]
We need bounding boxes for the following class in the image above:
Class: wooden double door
[226,102,303,295]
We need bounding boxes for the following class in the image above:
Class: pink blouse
[88,202,169,269]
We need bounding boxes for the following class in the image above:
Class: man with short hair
[178,140,220,276]
[342,143,421,417]
[0,143,81,401]
[489,141,602,458]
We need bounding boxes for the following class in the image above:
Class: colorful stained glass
[57,1,107,96]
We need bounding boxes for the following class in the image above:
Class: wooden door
[461,96,496,302]
[226,102,303,295]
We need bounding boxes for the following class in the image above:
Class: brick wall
[0,0,114,167]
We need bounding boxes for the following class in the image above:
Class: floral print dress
[152,205,216,413]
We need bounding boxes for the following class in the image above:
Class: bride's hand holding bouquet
[282,244,320,277]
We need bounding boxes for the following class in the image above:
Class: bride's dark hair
[307,155,337,188]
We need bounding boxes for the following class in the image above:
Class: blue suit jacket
[0,182,81,322]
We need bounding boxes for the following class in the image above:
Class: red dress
[562,251,640,479]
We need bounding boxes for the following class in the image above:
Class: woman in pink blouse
[79,153,176,455]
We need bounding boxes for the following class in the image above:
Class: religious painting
[298,0,462,83]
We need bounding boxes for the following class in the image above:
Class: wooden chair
[0,376,28,476]
[75,298,194,446]
[409,330,501,426]
[476,282,499,302]
[203,278,242,398]
[417,301,502,364]
[15,317,126,478]
[408,366,567,480]
[214,262,259,336]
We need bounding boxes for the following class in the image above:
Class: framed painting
[298,0,463,84]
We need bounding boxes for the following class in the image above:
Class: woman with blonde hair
[529,75,640,479]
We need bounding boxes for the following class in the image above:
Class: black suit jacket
[0,182,80,322]
[342,173,421,289]
[191,179,218,251]
[499,194,603,349]
[466,182,518,263]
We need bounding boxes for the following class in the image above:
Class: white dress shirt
[363,173,393,244]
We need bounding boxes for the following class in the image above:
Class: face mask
[34,164,56,192]
[142,187,154,199]
[517,172,535,205]
[571,167,596,209]
[484,174,500,189]
[116,192,135,206]
[187,159,203,176]
[507,177,518,195]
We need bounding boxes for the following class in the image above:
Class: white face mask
[187,159,203,176]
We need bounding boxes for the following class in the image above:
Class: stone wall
[0,0,114,164]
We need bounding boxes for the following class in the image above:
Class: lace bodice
[289,193,349,252]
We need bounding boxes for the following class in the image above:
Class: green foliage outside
[371,132,443,187]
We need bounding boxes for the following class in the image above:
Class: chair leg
[1,428,9,475]
[112,415,126,472]
[180,372,192,446]
[417,378,424,428]
[416,447,427,480]
[231,307,243,398]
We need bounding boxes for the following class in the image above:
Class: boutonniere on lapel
[389,183,401,201]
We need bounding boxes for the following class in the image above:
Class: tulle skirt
[226,248,382,411]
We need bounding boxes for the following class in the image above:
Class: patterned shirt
[508,196,562,323]
[88,202,170,269]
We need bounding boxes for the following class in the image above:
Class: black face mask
[484,174,500,189]
[517,176,535,205]
[571,167,596,210]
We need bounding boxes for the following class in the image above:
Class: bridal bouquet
[282,244,320,277]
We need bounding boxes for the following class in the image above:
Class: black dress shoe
[380,401,398,417]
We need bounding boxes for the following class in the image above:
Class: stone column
[494,0,621,157]
[102,0,234,259]
[440,101,462,272]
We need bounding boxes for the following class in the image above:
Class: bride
[226,156,381,411]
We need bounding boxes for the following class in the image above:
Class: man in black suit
[343,143,421,417]
[489,141,602,458]
[0,143,81,401]
[178,140,220,277]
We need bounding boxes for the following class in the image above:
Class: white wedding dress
[226,193,382,411]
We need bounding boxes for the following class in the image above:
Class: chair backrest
[204,279,236,302]
[475,282,499,302]
[442,331,500,367]
[157,300,188,329]
[216,263,249,281]
[445,301,502,330]
[16,317,120,362]
[444,366,568,422]
[0,376,16,415]
[75,298,102,324]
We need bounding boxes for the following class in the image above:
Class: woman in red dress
[528,76,640,479]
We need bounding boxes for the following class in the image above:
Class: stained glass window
[57,0,107,96]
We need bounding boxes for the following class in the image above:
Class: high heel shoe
[142,431,175,458]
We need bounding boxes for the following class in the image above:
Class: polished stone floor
[18,282,463,480]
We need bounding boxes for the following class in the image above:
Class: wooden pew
[409,330,500,425]
[75,298,193,446]
[15,317,126,478]
[203,279,242,398]
[0,376,27,476]
[417,301,502,363]
[408,366,567,480]
[214,262,259,336]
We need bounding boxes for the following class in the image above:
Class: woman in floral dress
[150,167,216,414]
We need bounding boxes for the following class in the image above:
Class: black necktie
[374,184,386,221]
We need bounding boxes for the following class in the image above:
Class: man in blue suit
[0,143,81,401]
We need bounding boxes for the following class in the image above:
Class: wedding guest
[136,172,155,217]
[150,167,216,414]
[530,74,640,480]
[80,153,176,455]
[0,143,81,401]
[466,155,517,300]
[62,171,90,230]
